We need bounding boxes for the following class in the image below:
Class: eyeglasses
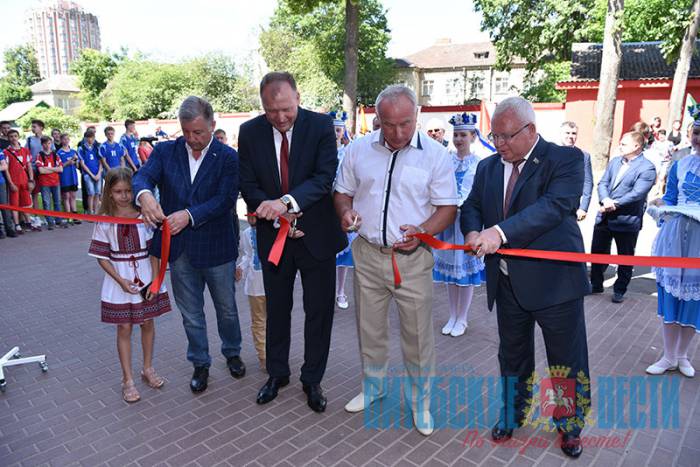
[488,124,530,144]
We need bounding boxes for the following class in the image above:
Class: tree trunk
[591,0,624,171]
[667,0,700,129]
[343,0,359,135]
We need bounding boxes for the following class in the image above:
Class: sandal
[122,380,141,403]
[141,367,166,389]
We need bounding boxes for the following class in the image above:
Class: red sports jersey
[35,151,63,187]
[4,146,31,184]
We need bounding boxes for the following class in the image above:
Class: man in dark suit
[590,131,656,303]
[133,96,245,393]
[238,72,346,413]
[462,97,590,458]
[561,121,593,221]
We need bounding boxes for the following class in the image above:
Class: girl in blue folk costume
[331,110,355,310]
[645,105,700,378]
[433,113,486,337]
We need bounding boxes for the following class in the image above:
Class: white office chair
[0,347,48,393]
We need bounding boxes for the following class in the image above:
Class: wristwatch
[416,225,427,234]
[280,194,294,211]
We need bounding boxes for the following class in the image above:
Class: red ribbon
[0,204,170,295]
[244,212,290,266]
[385,232,700,287]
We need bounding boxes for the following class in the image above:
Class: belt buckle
[379,245,393,254]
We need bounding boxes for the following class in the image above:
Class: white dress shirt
[335,130,458,247]
[272,126,300,212]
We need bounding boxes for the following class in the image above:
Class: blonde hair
[98,168,135,216]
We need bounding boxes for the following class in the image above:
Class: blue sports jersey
[120,133,140,168]
[80,144,101,175]
[57,148,79,187]
[99,141,125,169]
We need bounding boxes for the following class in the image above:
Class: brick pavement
[0,222,698,467]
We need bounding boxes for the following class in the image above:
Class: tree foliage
[259,0,394,108]
[70,49,119,121]
[473,0,696,101]
[522,62,571,103]
[0,44,41,108]
[17,106,81,138]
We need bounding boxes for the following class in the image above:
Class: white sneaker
[336,295,349,310]
[412,410,434,436]
[678,358,695,378]
[344,391,385,413]
[645,358,678,375]
[441,317,456,335]
[450,321,468,337]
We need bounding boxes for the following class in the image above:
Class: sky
[0,0,489,71]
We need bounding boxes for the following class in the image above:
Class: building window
[494,76,510,94]
[421,80,434,97]
[474,52,490,59]
[467,73,485,99]
[445,78,462,101]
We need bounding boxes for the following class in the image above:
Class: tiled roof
[30,74,79,93]
[396,41,526,69]
[570,41,700,81]
[0,100,49,121]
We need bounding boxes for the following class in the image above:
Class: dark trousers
[496,273,590,435]
[0,185,15,232]
[261,239,336,385]
[590,222,640,295]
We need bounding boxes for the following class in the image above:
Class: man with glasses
[425,117,449,147]
[462,97,590,458]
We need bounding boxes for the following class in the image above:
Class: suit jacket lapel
[260,119,282,194]
[176,139,192,187]
[494,159,504,220]
[289,108,308,188]
[507,137,547,212]
[190,141,218,195]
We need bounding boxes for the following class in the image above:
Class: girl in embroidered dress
[433,113,486,337]
[331,111,356,310]
[645,105,700,378]
[89,168,171,402]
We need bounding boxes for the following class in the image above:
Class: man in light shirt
[334,85,457,436]
[133,96,245,394]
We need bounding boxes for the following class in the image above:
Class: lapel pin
[533,157,540,165]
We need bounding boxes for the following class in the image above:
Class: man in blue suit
[590,131,656,303]
[561,121,593,221]
[239,72,346,413]
[462,97,590,458]
[133,96,245,393]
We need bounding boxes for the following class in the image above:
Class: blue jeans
[40,185,62,226]
[170,253,242,367]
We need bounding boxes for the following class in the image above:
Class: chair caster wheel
[13,353,21,359]
[0,380,6,393]
[40,362,48,372]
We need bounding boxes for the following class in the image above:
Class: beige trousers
[352,236,435,411]
[248,295,266,366]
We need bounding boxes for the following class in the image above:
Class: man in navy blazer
[133,96,245,393]
[462,97,590,458]
[239,72,346,413]
[561,121,593,221]
[590,131,656,303]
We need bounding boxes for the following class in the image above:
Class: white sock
[443,284,458,332]
[662,323,681,363]
[336,267,348,297]
[677,326,696,360]
[455,286,474,326]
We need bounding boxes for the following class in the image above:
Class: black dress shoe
[491,425,514,442]
[256,376,289,404]
[612,292,625,303]
[560,433,583,458]
[303,384,327,413]
[190,366,209,393]
[227,356,246,379]
[590,286,604,294]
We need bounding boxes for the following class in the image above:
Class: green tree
[0,44,41,108]
[17,106,81,138]
[260,0,394,109]
[70,49,119,121]
[185,54,258,112]
[101,59,191,120]
[522,62,571,103]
